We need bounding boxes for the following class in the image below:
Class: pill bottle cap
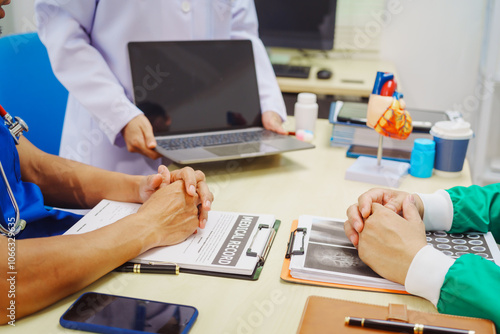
[297,92,317,104]
[413,138,435,151]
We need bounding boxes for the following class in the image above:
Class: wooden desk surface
[276,58,398,97]
[8,118,472,333]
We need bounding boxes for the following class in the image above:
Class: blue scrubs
[0,120,81,239]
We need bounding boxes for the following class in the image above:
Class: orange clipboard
[280,220,410,295]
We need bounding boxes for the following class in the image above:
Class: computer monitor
[254,0,337,51]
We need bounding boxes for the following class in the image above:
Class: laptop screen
[128,40,263,136]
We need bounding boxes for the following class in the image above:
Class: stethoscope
[0,104,29,236]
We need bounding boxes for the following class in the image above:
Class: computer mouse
[316,69,332,80]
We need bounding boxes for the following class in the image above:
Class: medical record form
[65,200,277,276]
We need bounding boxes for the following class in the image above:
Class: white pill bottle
[294,92,318,134]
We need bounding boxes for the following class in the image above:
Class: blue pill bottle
[410,138,435,178]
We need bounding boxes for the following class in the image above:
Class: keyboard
[272,64,311,79]
[157,130,281,151]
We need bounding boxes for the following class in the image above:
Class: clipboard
[181,220,280,281]
[69,200,281,282]
[117,219,281,281]
[280,220,409,294]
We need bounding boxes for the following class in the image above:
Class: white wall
[1,0,36,36]
[0,3,14,35]
[379,0,485,120]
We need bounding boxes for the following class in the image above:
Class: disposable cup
[430,120,473,176]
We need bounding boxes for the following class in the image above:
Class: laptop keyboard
[157,130,281,150]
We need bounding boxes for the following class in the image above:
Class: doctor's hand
[356,196,427,285]
[121,114,162,160]
[344,188,424,247]
[262,111,287,135]
[137,180,201,247]
[138,165,213,229]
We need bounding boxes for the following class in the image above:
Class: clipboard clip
[246,224,274,262]
[285,227,307,259]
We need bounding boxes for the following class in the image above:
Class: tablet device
[346,144,411,163]
[336,102,451,132]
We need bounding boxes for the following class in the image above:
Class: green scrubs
[438,184,500,329]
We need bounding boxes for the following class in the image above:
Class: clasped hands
[136,165,214,248]
[344,188,428,285]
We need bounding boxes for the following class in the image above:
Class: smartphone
[60,292,198,334]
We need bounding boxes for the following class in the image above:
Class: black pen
[114,262,179,275]
[345,317,475,334]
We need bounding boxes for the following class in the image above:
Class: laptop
[128,40,314,164]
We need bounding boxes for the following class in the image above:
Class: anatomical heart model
[344,72,412,187]
[366,72,413,161]
[366,72,413,139]
[367,71,412,142]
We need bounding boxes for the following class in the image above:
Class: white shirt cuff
[405,245,455,306]
[416,189,453,231]
[261,104,287,122]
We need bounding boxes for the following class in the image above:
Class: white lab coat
[35,0,286,175]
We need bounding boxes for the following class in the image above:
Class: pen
[345,317,475,334]
[115,262,179,275]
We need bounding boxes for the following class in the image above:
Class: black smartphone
[60,292,198,334]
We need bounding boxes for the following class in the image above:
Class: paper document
[65,200,276,275]
[289,215,500,291]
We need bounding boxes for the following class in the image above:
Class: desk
[9,118,472,334]
[276,58,398,97]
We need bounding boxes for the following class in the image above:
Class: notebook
[296,296,496,334]
[128,40,314,164]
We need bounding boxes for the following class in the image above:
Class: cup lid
[430,120,473,140]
